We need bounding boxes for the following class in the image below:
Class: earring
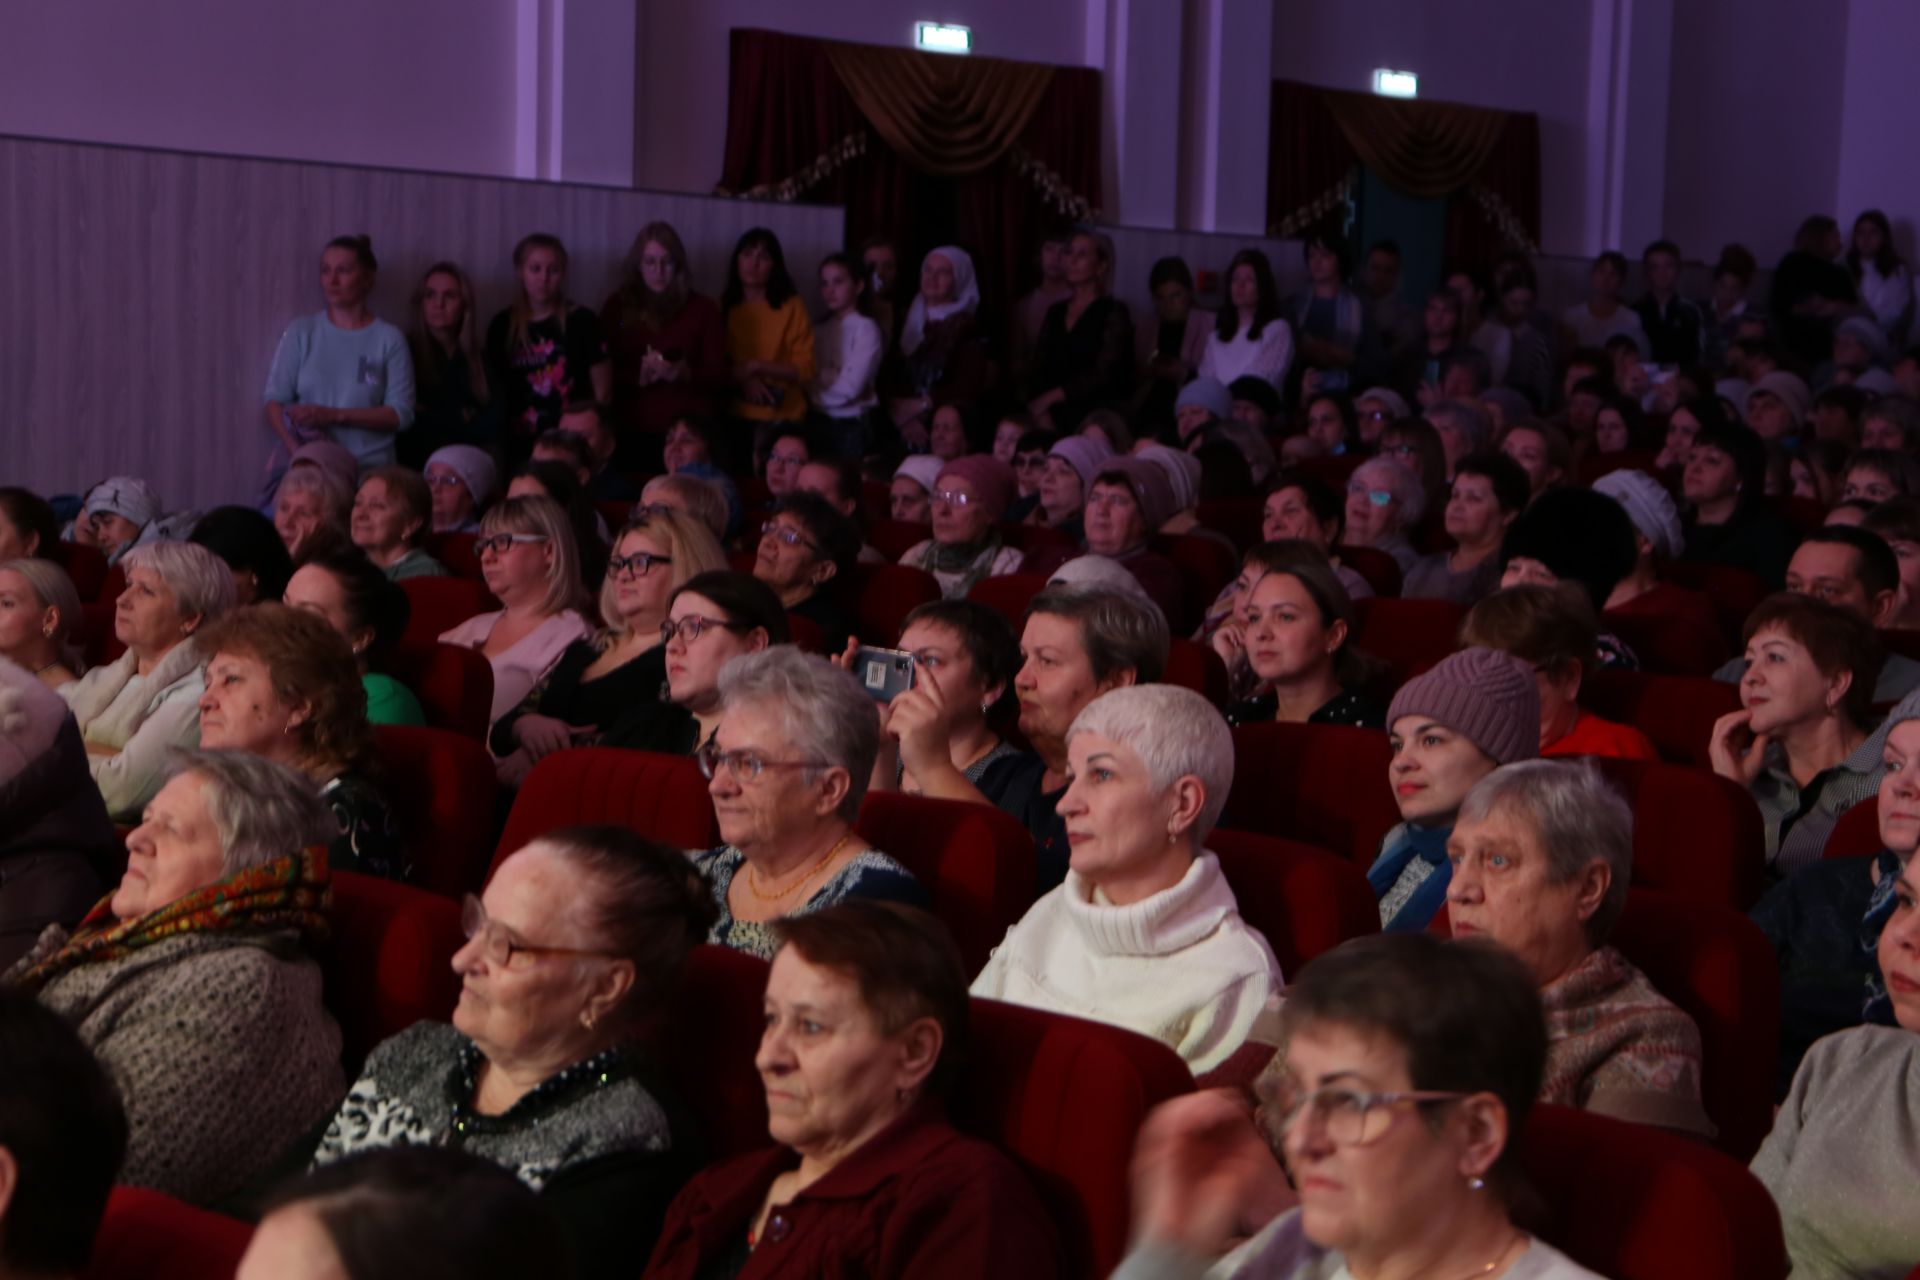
[1467,1175,1486,1192]
[581,1010,597,1031]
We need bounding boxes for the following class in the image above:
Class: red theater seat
[866,517,932,562]
[1228,721,1399,865]
[1164,638,1230,708]
[998,521,1079,554]
[372,725,499,898]
[1580,668,1741,770]
[1588,757,1766,911]
[855,792,1036,976]
[1657,561,1768,651]
[385,643,494,741]
[1603,607,1729,677]
[86,1187,251,1280]
[424,531,483,581]
[1353,596,1461,693]
[783,610,825,653]
[1150,533,1239,633]
[597,498,635,532]
[1194,498,1263,553]
[323,871,466,1073]
[1333,543,1402,597]
[1518,1104,1786,1280]
[1824,793,1882,860]
[665,947,1193,1280]
[1578,448,1662,487]
[54,540,109,599]
[838,561,940,646]
[398,576,496,649]
[491,747,719,879]
[1209,828,1380,977]
[968,571,1050,630]
[1609,888,1780,1162]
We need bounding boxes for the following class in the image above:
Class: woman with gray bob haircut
[693,648,928,959]
[61,540,238,822]
[1443,758,1713,1135]
[1343,456,1426,573]
[972,685,1283,1073]
[6,749,345,1207]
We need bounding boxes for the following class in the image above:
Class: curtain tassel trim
[714,131,870,203]
[1009,146,1098,221]
[1267,169,1355,239]
[1468,182,1539,254]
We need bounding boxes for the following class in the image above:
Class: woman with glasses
[751,492,860,654]
[695,647,927,959]
[898,455,1025,599]
[1341,457,1426,574]
[437,496,592,737]
[423,443,499,533]
[1117,932,1604,1279]
[311,825,717,1274]
[490,508,726,785]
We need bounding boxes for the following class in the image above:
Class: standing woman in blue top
[262,235,417,489]
[484,233,612,456]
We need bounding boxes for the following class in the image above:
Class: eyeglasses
[1360,408,1393,422]
[632,502,675,521]
[660,614,748,645]
[608,551,672,579]
[425,471,468,488]
[768,451,808,468]
[1383,443,1420,457]
[933,489,974,507]
[1264,1081,1469,1147]
[696,738,827,783]
[461,895,619,968]
[760,521,820,553]
[475,532,549,555]
[1346,483,1395,507]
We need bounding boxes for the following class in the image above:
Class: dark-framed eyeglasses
[475,532,549,556]
[608,551,672,579]
[760,520,820,553]
[1263,1081,1469,1147]
[461,895,620,968]
[695,738,827,784]
[660,614,748,645]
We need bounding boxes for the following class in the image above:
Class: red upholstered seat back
[782,610,825,654]
[1588,757,1766,910]
[491,747,719,879]
[1194,498,1264,553]
[1353,596,1462,694]
[86,1187,252,1280]
[1163,638,1229,708]
[423,531,483,581]
[967,571,1050,630]
[1824,793,1882,859]
[1333,543,1402,597]
[398,576,496,649]
[322,871,465,1074]
[1228,721,1399,864]
[1518,1104,1786,1280]
[1656,561,1768,651]
[1580,668,1742,769]
[854,792,1036,977]
[1150,533,1239,634]
[384,643,494,741]
[1209,828,1380,977]
[1608,888,1781,1162]
[1602,608,1729,677]
[1577,448,1662,486]
[997,520,1078,555]
[837,561,941,646]
[55,539,109,599]
[670,945,776,1162]
[866,517,932,562]
[371,725,499,898]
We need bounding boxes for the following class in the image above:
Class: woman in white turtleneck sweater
[971,684,1281,1073]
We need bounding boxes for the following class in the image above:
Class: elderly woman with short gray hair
[695,647,928,958]
[61,540,238,822]
[1444,758,1713,1136]
[6,749,345,1206]
[1342,456,1426,573]
[972,684,1282,1073]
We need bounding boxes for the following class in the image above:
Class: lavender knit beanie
[1386,647,1540,766]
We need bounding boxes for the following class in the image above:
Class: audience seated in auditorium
[190,504,296,605]
[1224,547,1384,731]
[60,541,236,822]
[507,457,612,592]
[807,253,883,457]
[1426,399,1494,482]
[759,426,810,510]
[263,235,416,480]
[437,495,592,737]
[1296,391,1359,459]
[1173,377,1232,449]
[0,558,84,689]
[245,1146,572,1280]
[1681,423,1798,588]
[272,458,353,562]
[542,405,638,503]
[1404,452,1528,606]
[1463,585,1656,760]
[928,403,972,462]
[1497,419,1574,501]
[1021,458,1185,624]
[195,603,405,881]
[68,476,162,566]
[402,260,497,469]
[694,649,926,958]
[1448,760,1712,1134]
[1591,467,1721,631]
[1028,228,1134,433]
[0,985,127,1280]
[349,466,447,581]
[857,599,1024,797]
[6,751,343,1206]
[723,227,816,438]
[1863,497,1920,629]
[1710,593,1885,874]
[1250,473,1373,604]
[643,470,732,544]
[1341,457,1425,575]
[424,444,497,535]
[1119,933,1601,1279]
[1009,427,1056,512]
[794,455,885,564]
[899,455,1024,599]
[601,221,729,444]
[1752,851,1920,1280]
[630,571,786,757]
[888,453,942,523]
[973,684,1283,1073]
[751,492,859,654]
[283,550,424,728]
[1200,248,1293,394]
[311,827,714,1272]
[492,508,724,776]
[485,233,610,448]
[0,657,115,969]
[1025,434,1111,539]
[648,902,1062,1278]
[1373,648,1540,933]
[0,487,59,561]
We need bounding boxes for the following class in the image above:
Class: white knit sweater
[971,852,1282,1073]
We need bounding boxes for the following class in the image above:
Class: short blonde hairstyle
[479,495,585,617]
[598,508,727,635]
[1067,684,1234,843]
[275,465,352,527]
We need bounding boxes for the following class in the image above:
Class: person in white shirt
[970,683,1282,1074]
[807,253,883,457]
[1558,250,1645,356]
[1200,249,1294,394]
[1849,209,1914,342]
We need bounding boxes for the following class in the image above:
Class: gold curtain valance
[822,40,1056,177]
[1320,89,1510,199]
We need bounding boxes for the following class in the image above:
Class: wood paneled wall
[0,135,845,509]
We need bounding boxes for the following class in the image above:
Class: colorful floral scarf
[15,846,332,992]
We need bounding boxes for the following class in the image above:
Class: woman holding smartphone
[601,222,728,454]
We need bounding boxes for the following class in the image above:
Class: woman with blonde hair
[492,507,726,781]
[0,557,85,688]
[437,495,592,741]
[602,220,729,443]
[403,260,496,468]
[484,233,612,447]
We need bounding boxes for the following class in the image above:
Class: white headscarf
[900,245,980,356]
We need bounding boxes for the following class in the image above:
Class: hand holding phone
[853,646,916,703]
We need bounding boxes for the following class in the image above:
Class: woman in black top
[403,261,501,466]
[492,509,727,780]
[1027,229,1135,433]
[485,234,612,451]
[1223,547,1386,730]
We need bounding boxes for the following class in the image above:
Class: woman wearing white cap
[68,477,162,566]
[1593,468,1726,670]
[887,453,946,524]
[424,444,498,534]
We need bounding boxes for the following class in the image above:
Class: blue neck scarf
[1367,824,1454,934]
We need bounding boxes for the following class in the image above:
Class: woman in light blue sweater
[263,234,416,489]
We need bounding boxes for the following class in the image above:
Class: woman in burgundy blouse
[602,221,730,450]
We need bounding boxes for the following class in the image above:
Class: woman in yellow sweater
[722,228,816,469]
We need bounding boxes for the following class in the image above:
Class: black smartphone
[853,646,916,702]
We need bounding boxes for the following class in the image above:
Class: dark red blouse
[601,290,730,434]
